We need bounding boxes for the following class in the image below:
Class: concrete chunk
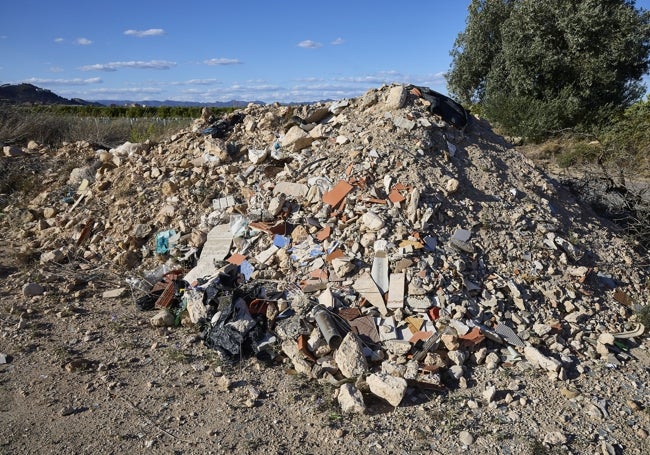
[334,332,368,378]
[367,372,408,407]
[338,383,366,414]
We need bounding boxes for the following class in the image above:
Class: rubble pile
[3,84,648,412]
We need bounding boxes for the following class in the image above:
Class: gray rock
[393,116,415,130]
[102,288,127,299]
[366,372,407,407]
[3,145,25,157]
[22,282,45,297]
[338,383,366,414]
[543,430,567,445]
[150,309,175,327]
[40,249,65,264]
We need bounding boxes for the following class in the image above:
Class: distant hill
[0,83,101,106]
[0,83,307,108]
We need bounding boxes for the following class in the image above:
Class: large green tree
[447,0,650,138]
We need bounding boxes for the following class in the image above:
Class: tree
[447,0,650,138]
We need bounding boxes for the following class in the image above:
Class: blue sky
[1,0,649,103]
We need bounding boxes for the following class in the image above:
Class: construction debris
[2,83,648,414]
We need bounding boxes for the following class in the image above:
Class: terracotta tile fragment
[326,248,344,263]
[409,331,433,343]
[613,289,633,306]
[316,226,331,242]
[227,253,247,265]
[388,189,406,203]
[322,180,353,207]
[297,334,317,362]
[154,282,175,309]
[363,198,387,204]
[459,327,486,349]
[338,307,361,321]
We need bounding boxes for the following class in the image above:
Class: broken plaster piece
[353,272,388,316]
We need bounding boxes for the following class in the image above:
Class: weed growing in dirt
[635,304,650,330]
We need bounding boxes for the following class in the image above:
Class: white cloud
[23,77,102,86]
[80,60,176,71]
[49,67,65,73]
[183,79,220,85]
[203,58,242,66]
[75,37,92,45]
[87,87,162,95]
[54,37,64,43]
[298,40,322,49]
[331,37,345,45]
[124,28,165,37]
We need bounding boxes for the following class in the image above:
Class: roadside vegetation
[0,105,236,148]
[447,0,650,250]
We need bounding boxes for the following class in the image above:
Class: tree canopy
[446,0,650,138]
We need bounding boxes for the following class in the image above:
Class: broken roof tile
[322,180,353,207]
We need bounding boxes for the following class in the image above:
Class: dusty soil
[1,254,649,455]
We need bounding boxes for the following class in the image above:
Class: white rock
[281,126,314,152]
[362,211,384,231]
[331,256,355,277]
[597,332,615,346]
[448,365,465,380]
[281,340,313,378]
[483,384,496,403]
[248,148,268,164]
[446,178,460,194]
[338,383,366,414]
[447,350,468,366]
[385,85,407,110]
[459,430,474,446]
[524,346,562,372]
[366,372,407,407]
[334,333,368,378]
[543,430,567,445]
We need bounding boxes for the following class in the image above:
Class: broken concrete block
[338,383,366,414]
[366,372,407,407]
[334,332,368,378]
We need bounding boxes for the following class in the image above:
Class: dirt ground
[1,227,649,455]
